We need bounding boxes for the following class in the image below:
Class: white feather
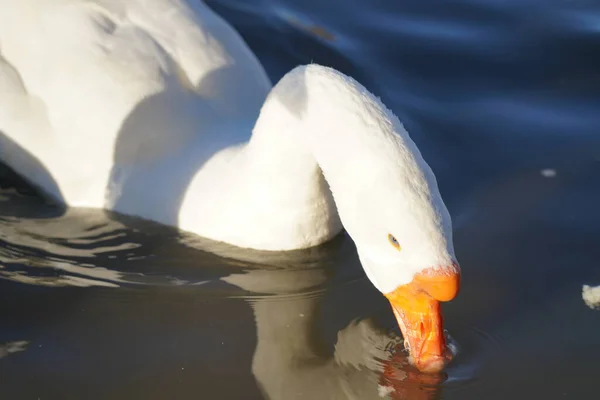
[0,0,455,293]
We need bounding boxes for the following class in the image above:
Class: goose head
[346,171,460,373]
[333,134,460,373]
[260,65,461,373]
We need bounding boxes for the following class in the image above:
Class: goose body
[0,0,461,372]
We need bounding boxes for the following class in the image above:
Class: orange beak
[384,263,460,373]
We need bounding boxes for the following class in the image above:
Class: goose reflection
[219,245,444,400]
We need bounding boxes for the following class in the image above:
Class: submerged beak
[384,264,460,373]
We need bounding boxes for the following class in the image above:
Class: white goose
[0,0,460,371]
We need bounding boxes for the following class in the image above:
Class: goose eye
[388,234,401,250]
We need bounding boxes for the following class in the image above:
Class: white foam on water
[582,285,600,310]
[540,168,557,178]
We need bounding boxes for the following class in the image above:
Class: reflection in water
[225,265,445,399]
[279,11,336,42]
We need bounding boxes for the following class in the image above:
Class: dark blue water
[1,0,600,398]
